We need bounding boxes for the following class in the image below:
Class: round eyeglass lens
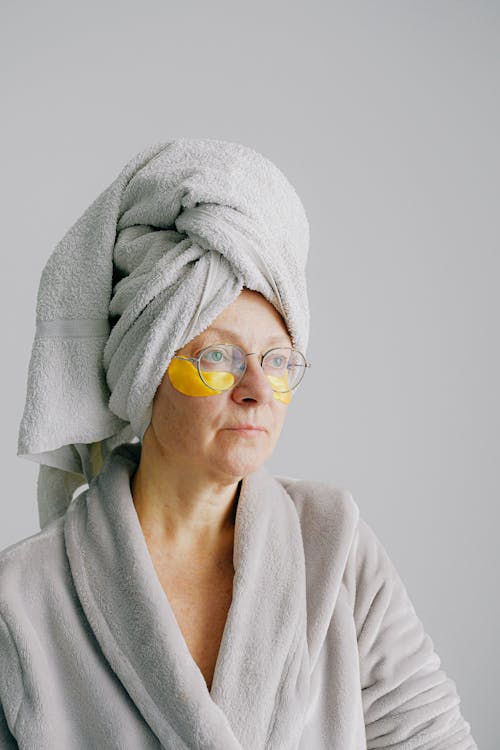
[198,345,244,391]
[262,347,306,392]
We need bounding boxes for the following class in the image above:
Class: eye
[206,350,224,362]
[200,346,233,367]
[268,355,286,369]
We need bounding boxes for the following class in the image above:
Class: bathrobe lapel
[64,443,310,749]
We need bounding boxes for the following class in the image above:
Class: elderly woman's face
[149,289,292,480]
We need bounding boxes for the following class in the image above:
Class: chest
[155,559,235,692]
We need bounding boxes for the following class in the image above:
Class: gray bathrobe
[0,443,477,749]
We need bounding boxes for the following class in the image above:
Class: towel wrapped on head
[17,138,310,529]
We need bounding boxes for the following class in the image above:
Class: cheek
[154,373,227,427]
[269,401,288,433]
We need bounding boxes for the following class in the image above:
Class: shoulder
[0,525,68,731]
[0,515,68,610]
[0,513,66,570]
[274,474,362,571]
[275,474,391,557]
[274,475,401,587]
[275,475,413,617]
[275,473,360,532]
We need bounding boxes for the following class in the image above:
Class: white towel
[16,138,310,529]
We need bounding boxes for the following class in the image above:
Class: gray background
[2,1,498,745]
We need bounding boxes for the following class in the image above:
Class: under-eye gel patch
[167,358,235,396]
[167,358,292,403]
[266,374,292,404]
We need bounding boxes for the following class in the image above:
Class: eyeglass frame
[172,343,312,394]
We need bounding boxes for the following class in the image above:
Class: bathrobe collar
[64,442,310,749]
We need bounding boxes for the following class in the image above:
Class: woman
[1,139,476,748]
[131,287,298,695]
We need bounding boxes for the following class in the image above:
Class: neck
[130,426,240,559]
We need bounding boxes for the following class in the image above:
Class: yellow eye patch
[266,374,292,404]
[167,358,292,404]
[167,358,235,396]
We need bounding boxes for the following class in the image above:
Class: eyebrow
[198,326,292,347]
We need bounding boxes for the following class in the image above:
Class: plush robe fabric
[0,443,477,749]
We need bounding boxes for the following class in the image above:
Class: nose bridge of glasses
[231,350,292,403]
[244,351,260,363]
[237,350,267,378]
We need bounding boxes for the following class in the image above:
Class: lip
[226,425,266,432]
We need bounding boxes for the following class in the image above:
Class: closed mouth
[226,425,266,431]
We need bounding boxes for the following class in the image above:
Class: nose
[230,353,274,404]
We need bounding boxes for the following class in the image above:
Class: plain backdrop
[1,1,498,746]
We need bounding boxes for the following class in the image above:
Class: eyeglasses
[172,343,311,394]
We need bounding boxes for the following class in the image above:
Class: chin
[215,450,270,480]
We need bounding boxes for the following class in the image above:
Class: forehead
[183,326,292,351]
[191,325,292,348]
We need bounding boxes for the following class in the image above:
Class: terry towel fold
[16,138,310,528]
